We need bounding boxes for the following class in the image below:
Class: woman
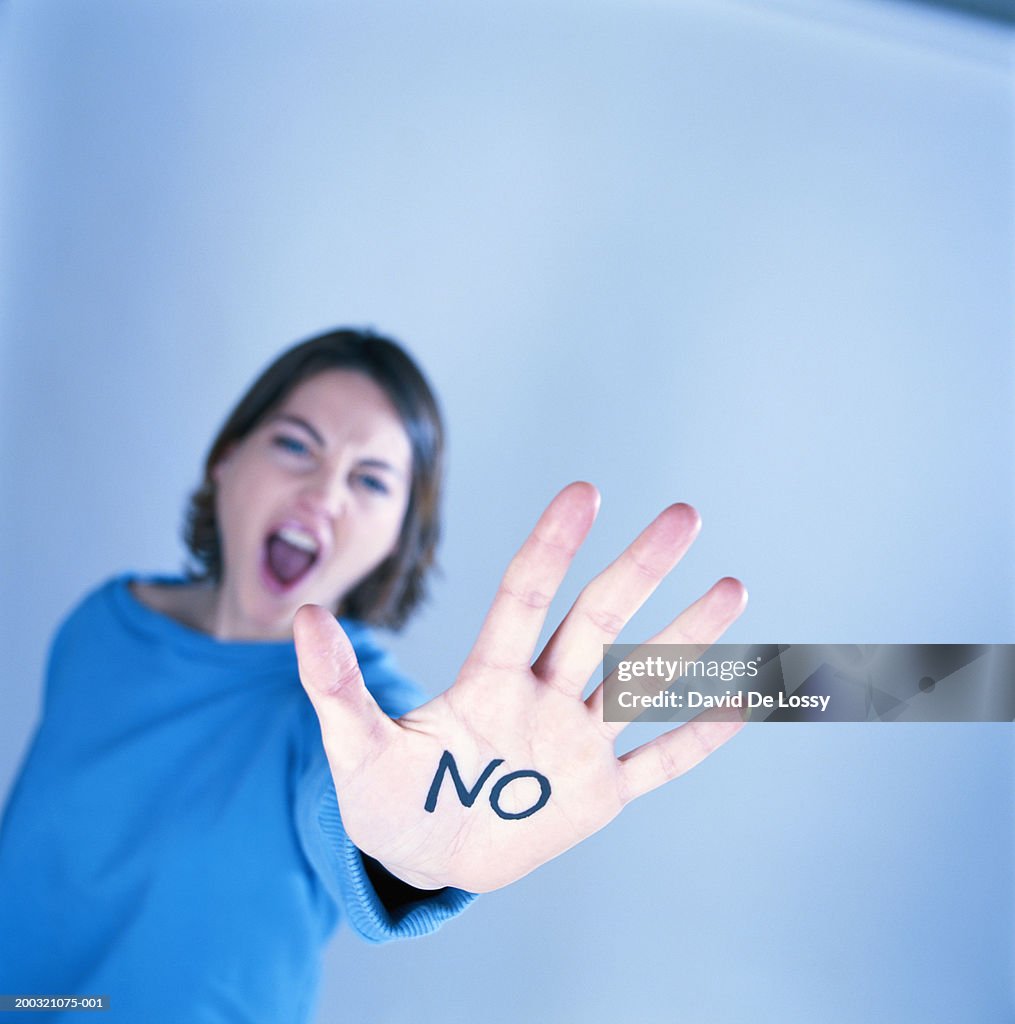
[0,329,747,1022]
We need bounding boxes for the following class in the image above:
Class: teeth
[276,526,319,554]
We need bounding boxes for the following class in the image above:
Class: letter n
[424,750,504,813]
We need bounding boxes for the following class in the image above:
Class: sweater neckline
[108,573,369,668]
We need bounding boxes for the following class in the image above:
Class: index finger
[464,482,600,674]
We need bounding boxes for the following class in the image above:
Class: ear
[211,442,237,484]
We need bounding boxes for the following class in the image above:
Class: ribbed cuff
[296,759,476,944]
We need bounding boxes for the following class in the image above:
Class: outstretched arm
[294,481,747,894]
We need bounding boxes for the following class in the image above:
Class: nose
[297,464,349,522]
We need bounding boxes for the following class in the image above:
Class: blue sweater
[0,576,474,1023]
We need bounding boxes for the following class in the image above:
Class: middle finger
[530,502,701,696]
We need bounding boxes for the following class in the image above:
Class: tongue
[266,535,316,585]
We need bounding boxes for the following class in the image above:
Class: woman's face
[211,369,412,640]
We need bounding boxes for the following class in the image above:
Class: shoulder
[49,574,210,656]
[42,576,139,699]
[53,575,127,636]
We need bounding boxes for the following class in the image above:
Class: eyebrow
[268,413,405,478]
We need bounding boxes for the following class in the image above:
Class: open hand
[294,482,747,893]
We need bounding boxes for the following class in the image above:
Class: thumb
[293,604,394,780]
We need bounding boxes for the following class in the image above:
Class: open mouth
[262,525,320,593]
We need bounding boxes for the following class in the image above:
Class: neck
[206,588,294,642]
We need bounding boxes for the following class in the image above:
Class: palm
[295,483,747,893]
[321,676,624,894]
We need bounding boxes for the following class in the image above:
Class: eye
[272,435,311,457]
[357,473,390,496]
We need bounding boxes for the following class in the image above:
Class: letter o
[489,769,551,820]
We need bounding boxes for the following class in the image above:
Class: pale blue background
[1,1,1012,1021]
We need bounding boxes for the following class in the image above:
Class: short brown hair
[183,329,444,630]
